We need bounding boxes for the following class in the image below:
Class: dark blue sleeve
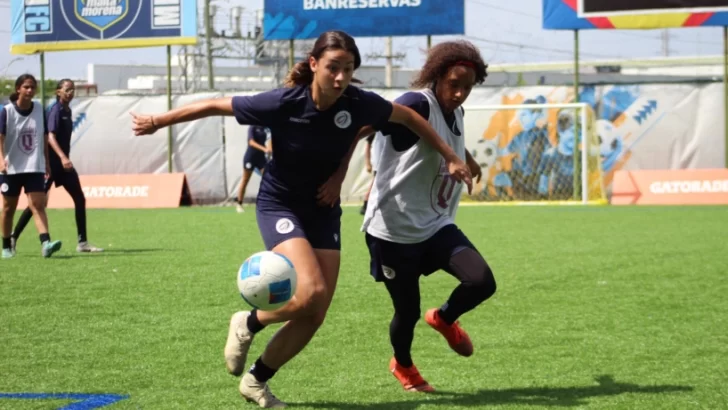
[380,92,429,152]
[357,89,394,131]
[232,89,283,126]
[247,126,254,141]
[0,108,6,135]
[47,105,59,134]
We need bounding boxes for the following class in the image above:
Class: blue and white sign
[10,0,197,54]
[263,0,465,40]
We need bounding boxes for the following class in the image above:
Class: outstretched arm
[131,97,234,136]
[388,103,472,192]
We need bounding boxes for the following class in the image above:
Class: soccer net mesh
[463,103,606,204]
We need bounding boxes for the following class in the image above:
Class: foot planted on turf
[390,357,434,392]
[239,373,287,408]
[41,240,62,258]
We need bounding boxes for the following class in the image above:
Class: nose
[335,72,346,83]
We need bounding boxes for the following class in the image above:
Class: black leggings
[385,248,496,368]
[13,172,87,242]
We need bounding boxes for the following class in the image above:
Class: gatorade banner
[611,169,728,205]
[17,173,191,209]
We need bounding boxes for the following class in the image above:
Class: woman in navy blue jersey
[131,30,472,407]
[235,125,271,213]
[12,79,103,253]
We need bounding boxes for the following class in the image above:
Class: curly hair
[411,40,488,89]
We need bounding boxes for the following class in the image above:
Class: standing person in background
[359,132,384,215]
[0,74,62,259]
[236,125,271,213]
[11,79,103,253]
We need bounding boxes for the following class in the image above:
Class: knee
[473,261,497,299]
[453,249,497,298]
[29,196,46,212]
[296,281,329,317]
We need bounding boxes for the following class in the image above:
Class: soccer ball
[238,251,297,311]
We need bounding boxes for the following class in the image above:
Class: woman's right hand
[447,157,473,194]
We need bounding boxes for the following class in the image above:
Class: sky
[0,0,725,81]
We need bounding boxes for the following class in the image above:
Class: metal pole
[39,52,46,109]
[167,45,173,173]
[724,26,728,168]
[204,0,214,89]
[427,35,432,50]
[573,29,580,200]
[289,39,295,71]
[385,37,393,88]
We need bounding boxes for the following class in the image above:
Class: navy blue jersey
[46,103,73,167]
[248,125,268,149]
[381,92,462,152]
[232,85,393,206]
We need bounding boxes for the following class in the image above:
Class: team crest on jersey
[17,129,37,155]
[0,183,8,193]
[334,111,352,129]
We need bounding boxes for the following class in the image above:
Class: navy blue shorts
[48,167,80,188]
[256,201,342,251]
[365,224,477,282]
[0,173,46,197]
[244,152,267,172]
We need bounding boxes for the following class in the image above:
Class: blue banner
[263,0,464,40]
[10,0,197,54]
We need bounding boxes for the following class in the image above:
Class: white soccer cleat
[77,242,104,253]
[224,311,254,376]
[239,373,287,408]
[236,204,245,213]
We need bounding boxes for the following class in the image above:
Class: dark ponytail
[284,30,363,88]
[10,73,38,103]
[284,61,314,88]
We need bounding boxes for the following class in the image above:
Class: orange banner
[611,169,728,205]
[17,173,190,209]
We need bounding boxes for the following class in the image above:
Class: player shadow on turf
[288,375,693,409]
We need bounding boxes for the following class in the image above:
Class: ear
[309,56,318,73]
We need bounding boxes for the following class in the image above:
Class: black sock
[246,309,266,334]
[2,237,10,249]
[249,357,277,383]
[39,233,50,244]
[12,207,34,241]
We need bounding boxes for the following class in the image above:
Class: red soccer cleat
[389,357,435,392]
[425,308,473,357]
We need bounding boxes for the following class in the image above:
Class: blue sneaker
[41,240,62,258]
[2,248,14,259]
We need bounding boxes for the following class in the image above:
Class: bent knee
[296,282,329,316]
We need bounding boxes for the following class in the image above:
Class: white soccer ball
[237,251,297,311]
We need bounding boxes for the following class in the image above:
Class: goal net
[463,102,606,204]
